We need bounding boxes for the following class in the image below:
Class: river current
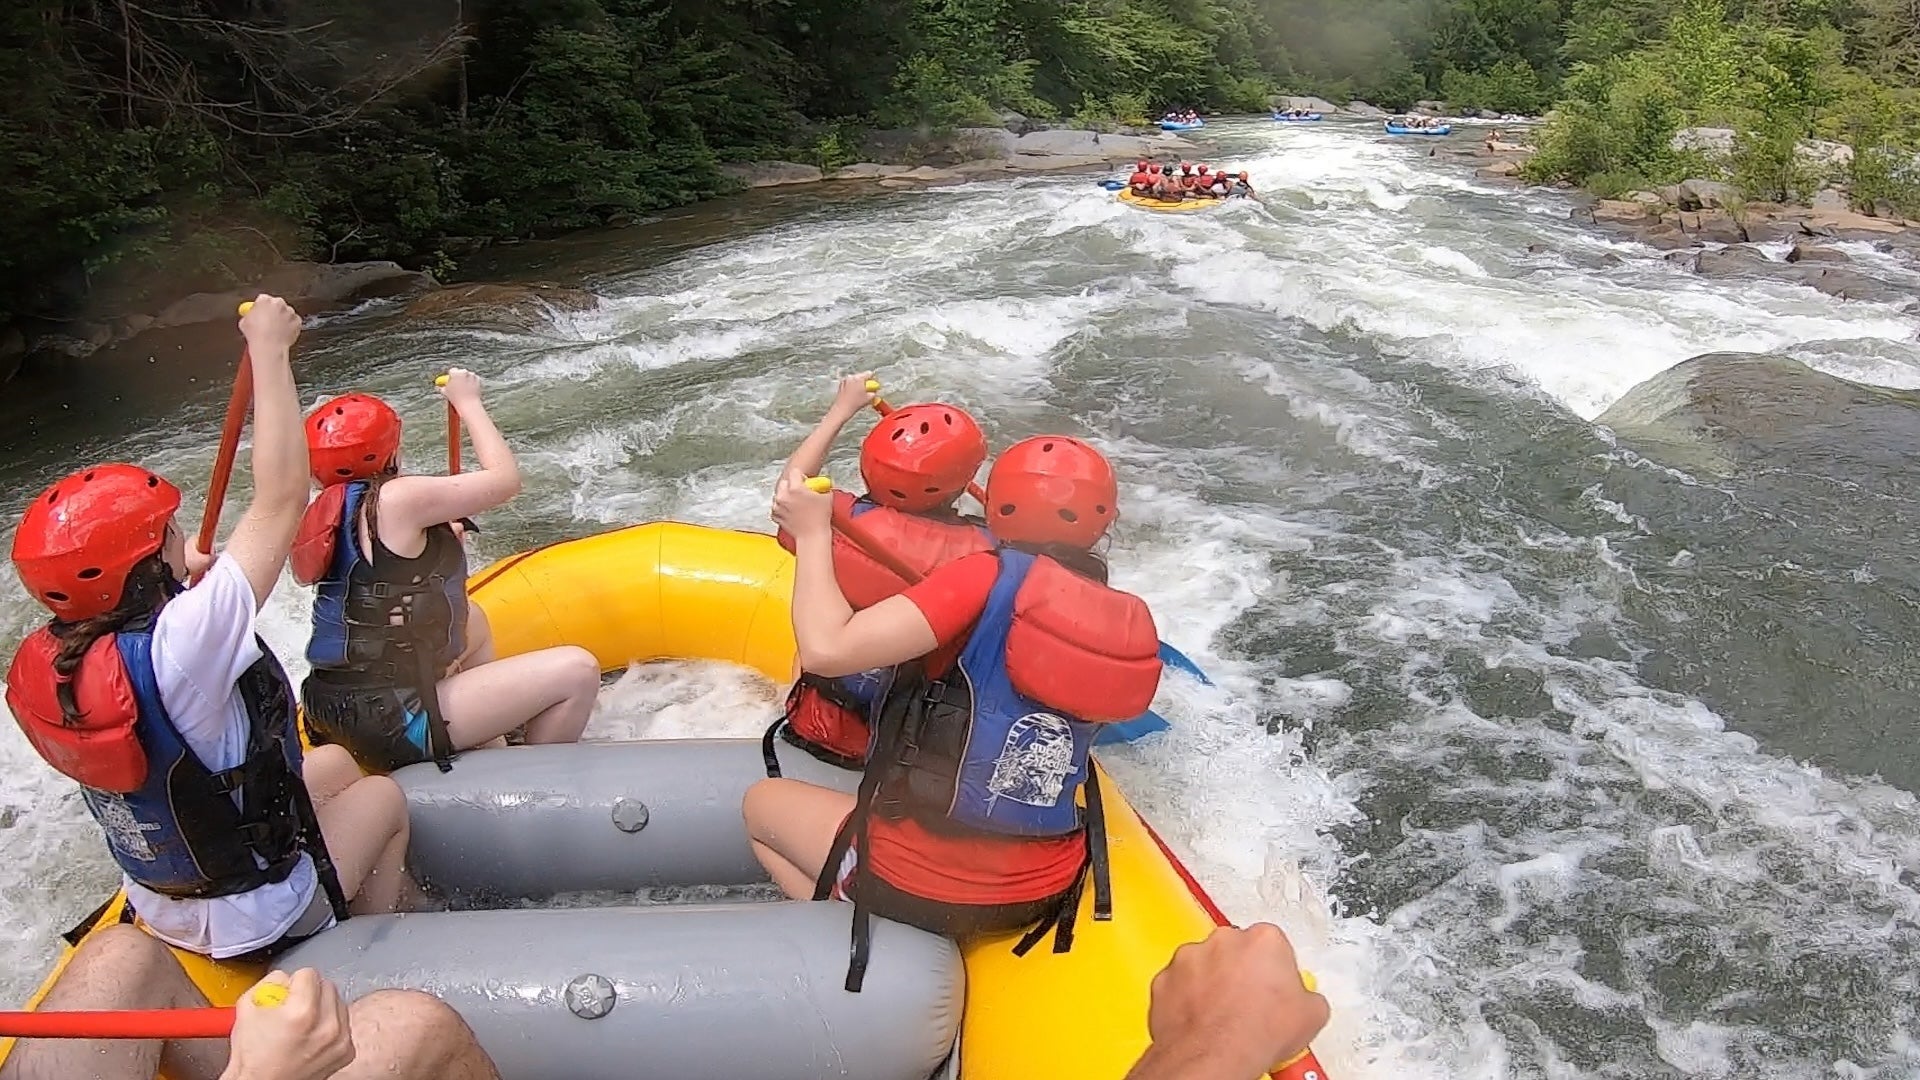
[4,117,1920,1078]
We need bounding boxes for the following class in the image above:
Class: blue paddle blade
[1097,179,1127,190]
[1096,710,1172,745]
[1157,641,1213,685]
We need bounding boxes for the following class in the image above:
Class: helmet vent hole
[83,471,96,482]
[146,476,159,487]
[333,406,346,415]
[890,489,908,501]
[76,568,102,580]
[1040,441,1055,452]
[362,454,376,462]
[1095,504,1109,514]
[918,422,930,435]
[44,491,57,505]
[334,467,353,477]
[998,503,1017,516]
[1059,509,1079,523]
[43,591,69,602]
[941,415,952,426]
[890,429,905,441]
[923,486,940,493]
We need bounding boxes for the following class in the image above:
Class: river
[4,117,1920,1078]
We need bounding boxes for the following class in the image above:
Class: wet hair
[1006,541,1109,584]
[50,553,175,725]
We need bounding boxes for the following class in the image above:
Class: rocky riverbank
[1452,127,1920,309]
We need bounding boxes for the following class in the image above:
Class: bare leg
[314,772,419,914]
[461,605,496,668]
[742,779,854,899]
[0,925,228,1080]
[435,646,599,749]
[336,990,499,1080]
[301,743,365,805]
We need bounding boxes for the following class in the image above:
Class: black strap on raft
[1009,769,1112,958]
[762,676,870,779]
[61,893,134,946]
[410,646,457,772]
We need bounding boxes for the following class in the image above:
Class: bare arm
[782,372,875,479]
[772,467,938,677]
[221,296,307,609]
[378,368,521,544]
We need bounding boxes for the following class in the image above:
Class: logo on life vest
[987,712,1075,808]
[85,791,161,862]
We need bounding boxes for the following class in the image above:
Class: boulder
[1626,190,1665,206]
[1663,250,1702,271]
[258,260,437,306]
[1592,199,1653,225]
[1797,139,1854,170]
[1810,188,1850,212]
[1414,100,1448,115]
[1640,226,1696,250]
[1802,206,1904,237]
[1346,100,1386,118]
[153,290,254,330]
[827,163,914,180]
[1005,153,1114,173]
[1785,242,1849,265]
[1678,209,1747,245]
[1742,217,1808,244]
[897,165,960,181]
[1671,127,1736,155]
[1694,247,1773,278]
[403,283,598,326]
[721,161,824,188]
[1677,178,1739,210]
[997,110,1038,134]
[1478,159,1522,178]
[1278,96,1340,116]
[1799,267,1910,304]
[878,178,918,190]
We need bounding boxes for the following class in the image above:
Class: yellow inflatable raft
[2,522,1314,1079]
[1116,188,1225,213]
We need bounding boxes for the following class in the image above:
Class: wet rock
[1677,178,1739,210]
[1663,250,1701,270]
[1785,242,1849,265]
[1597,352,1920,478]
[878,178,918,190]
[1477,159,1521,178]
[118,314,155,339]
[403,283,598,326]
[1345,100,1386,118]
[1277,95,1340,115]
[1640,226,1696,250]
[1811,188,1850,212]
[1592,199,1653,225]
[1798,267,1910,304]
[721,161,824,188]
[1625,190,1665,206]
[1693,245,1909,305]
[153,290,254,330]
[258,260,437,306]
[997,109,1037,134]
[1742,217,1808,244]
[827,163,913,180]
[1801,206,1904,237]
[1678,209,1747,245]
[1414,99,1448,115]
[1694,247,1773,278]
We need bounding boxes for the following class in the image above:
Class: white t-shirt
[121,555,318,958]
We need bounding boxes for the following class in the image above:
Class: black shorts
[301,676,434,774]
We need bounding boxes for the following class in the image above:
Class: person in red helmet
[293,369,599,774]
[766,373,991,774]
[750,434,1162,989]
[1230,170,1256,198]
[4,296,420,963]
[1127,159,1154,195]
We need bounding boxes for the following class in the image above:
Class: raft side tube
[278,904,962,1080]
[395,739,856,901]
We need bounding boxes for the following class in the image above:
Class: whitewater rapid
[3,117,1918,1077]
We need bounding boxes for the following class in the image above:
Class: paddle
[434,373,462,475]
[0,980,287,1040]
[192,301,258,583]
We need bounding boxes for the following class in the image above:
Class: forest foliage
[7,0,1920,329]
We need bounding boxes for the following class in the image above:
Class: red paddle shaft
[447,403,461,475]
[0,1008,236,1040]
[194,344,254,569]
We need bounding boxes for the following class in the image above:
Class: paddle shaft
[0,1008,236,1040]
[195,351,252,565]
[447,402,461,475]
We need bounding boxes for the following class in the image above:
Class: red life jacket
[766,492,993,772]
[290,484,350,586]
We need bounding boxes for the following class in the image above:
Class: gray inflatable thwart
[280,903,962,1080]
[393,739,858,900]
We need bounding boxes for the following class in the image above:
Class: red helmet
[13,464,182,621]
[1198,164,1210,174]
[985,436,1117,549]
[859,403,987,513]
[306,393,402,486]
[1180,161,1192,172]
[1136,160,1149,170]
[1150,164,1163,175]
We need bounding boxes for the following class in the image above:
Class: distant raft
[1385,121,1452,136]
[1158,119,1206,131]
[1272,112,1323,122]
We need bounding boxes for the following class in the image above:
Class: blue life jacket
[305,481,468,678]
[89,629,309,898]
